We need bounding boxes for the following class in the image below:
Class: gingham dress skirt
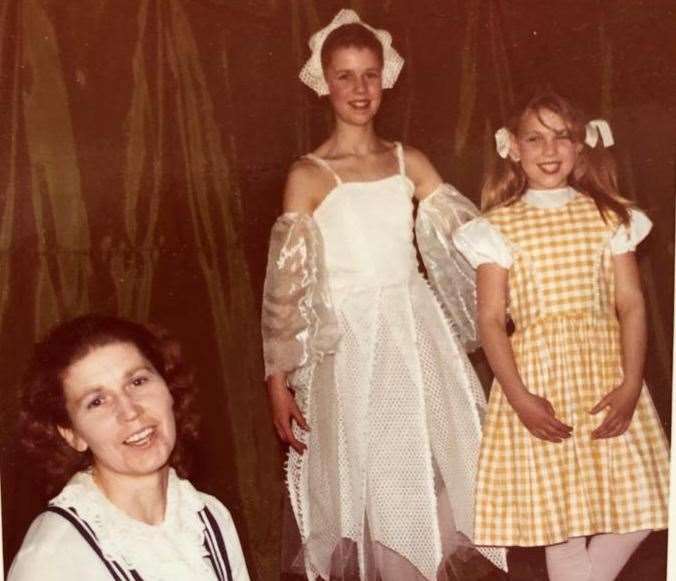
[473,195,669,547]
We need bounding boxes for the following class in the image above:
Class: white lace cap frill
[452,218,513,269]
[262,212,341,381]
[610,208,652,254]
[50,469,214,580]
[416,183,481,351]
[298,9,404,96]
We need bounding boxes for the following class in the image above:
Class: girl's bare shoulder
[283,157,335,213]
[401,144,442,199]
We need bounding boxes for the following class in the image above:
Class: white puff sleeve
[452,218,513,269]
[610,208,653,254]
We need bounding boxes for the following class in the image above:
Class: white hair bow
[494,127,511,159]
[585,119,614,148]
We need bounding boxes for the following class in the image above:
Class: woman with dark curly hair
[8,314,250,581]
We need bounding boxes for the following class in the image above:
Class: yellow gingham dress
[473,192,669,547]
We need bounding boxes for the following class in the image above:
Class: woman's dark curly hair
[19,314,199,496]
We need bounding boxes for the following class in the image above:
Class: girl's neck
[92,465,170,525]
[326,120,382,157]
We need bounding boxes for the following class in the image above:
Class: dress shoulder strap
[45,506,142,580]
[394,141,406,176]
[303,153,342,186]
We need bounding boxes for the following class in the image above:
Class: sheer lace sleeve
[415,183,480,351]
[261,212,340,379]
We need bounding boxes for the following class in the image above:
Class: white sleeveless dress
[263,144,505,580]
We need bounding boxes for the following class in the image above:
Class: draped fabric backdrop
[0,1,673,579]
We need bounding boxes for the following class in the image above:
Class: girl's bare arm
[477,264,572,442]
[591,251,646,438]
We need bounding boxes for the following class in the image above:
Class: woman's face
[324,45,383,127]
[58,342,176,481]
[511,107,582,190]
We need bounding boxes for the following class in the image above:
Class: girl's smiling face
[511,107,582,190]
[57,342,176,481]
[324,46,383,126]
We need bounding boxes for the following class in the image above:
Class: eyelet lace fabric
[50,469,216,580]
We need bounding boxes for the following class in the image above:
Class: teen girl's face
[324,46,383,126]
[512,108,582,190]
[58,342,176,482]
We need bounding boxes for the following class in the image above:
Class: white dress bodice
[313,174,418,295]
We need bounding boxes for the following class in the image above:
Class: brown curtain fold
[487,0,513,120]
[453,0,480,156]
[0,0,18,333]
[114,0,161,319]
[291,0,322,155]
[22,0,91,334]
[599,6,613,118]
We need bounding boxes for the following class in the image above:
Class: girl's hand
[510,391,573,443]
[268,380,310,453]
[590,383,640,439]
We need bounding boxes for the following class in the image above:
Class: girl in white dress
[262,10,506,581]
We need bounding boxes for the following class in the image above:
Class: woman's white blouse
[452,188,652,269]
[8,470,250,581]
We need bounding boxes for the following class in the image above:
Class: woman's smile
[123,425,157,446]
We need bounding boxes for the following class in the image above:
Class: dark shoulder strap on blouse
[46,506,142,581]
[199,506,233,581]
[47,504,233,581]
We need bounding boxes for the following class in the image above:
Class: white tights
[545,530,651,581]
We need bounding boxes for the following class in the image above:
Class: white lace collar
[523,187,576,209]
[51,469,216,580]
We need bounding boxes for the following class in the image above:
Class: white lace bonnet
[299,9,405,96]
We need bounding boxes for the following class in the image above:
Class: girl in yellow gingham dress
[454,90,669,581]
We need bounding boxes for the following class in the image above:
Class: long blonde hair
[481,89,632,224]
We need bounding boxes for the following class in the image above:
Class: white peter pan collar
[523,187,576,209]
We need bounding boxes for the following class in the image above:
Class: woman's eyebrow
[73,385,103,405]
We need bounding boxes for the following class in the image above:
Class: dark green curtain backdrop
[0,1,674,580]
